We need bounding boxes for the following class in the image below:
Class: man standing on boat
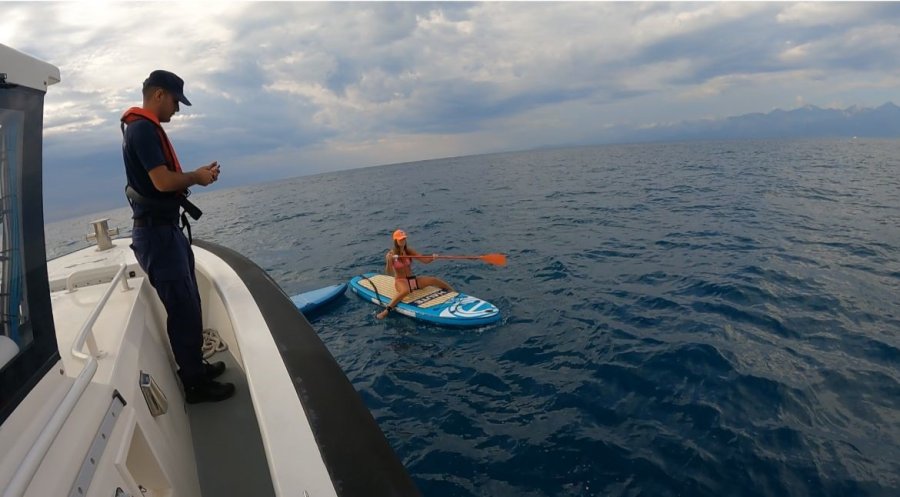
[120,70,235,403]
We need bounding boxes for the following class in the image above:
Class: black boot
[204,360,226,380]
[185,379,236,404]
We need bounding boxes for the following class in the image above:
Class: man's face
[157,89,179,122]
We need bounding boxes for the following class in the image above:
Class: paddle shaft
[397,253,507,266]
[400,255,481,260]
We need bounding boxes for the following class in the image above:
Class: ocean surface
[46,138,900,496]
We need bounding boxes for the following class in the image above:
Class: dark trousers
[130,225,205,386]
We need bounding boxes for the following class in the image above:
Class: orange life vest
[120,107,183,173]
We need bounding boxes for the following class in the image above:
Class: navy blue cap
[143,70,192,106]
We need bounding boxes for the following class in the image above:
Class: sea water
[47,138,900,496]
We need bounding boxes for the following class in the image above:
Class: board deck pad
[354,274,459,308]
[350,273,500,327]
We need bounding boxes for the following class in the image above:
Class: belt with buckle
[133,217,177,228]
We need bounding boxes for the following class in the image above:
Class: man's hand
[192,162,220,186]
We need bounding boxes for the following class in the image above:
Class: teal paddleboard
[349,273,500,327]
[290,283,347,315]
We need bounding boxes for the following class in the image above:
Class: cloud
[678,69,827,100]
[779,23,900,72]
[776,2,900,27]
[4,1,897,220]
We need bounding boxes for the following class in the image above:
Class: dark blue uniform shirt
[122,119,180,220]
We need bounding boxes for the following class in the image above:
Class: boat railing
[65,264,132,294]
[3,263,130,497]
[69,264,131,359]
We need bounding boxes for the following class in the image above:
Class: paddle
[398,253,507,266]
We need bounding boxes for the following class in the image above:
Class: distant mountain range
[613,102,900,143]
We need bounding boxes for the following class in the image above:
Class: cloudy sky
[4,1,900,220]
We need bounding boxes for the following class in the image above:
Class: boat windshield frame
[0,81,59,425]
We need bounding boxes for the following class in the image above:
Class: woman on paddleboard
[376,229,454,319]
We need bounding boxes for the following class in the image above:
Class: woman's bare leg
[416,276,454,292]
[376,280,412,319]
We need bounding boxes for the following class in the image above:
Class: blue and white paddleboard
[290,283,347,315]
[349,273,500,327]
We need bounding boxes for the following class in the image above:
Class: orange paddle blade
[480,253,507,266]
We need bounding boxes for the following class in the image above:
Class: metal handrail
[71,264,129,359]
[3,263,130,497]
[66,263,132,293]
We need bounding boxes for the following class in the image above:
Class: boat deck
[187,350,275,496]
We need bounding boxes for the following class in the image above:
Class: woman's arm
[384,251,394,275]
[407,247,436,264]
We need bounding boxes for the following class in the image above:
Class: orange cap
[392,229,407,241]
